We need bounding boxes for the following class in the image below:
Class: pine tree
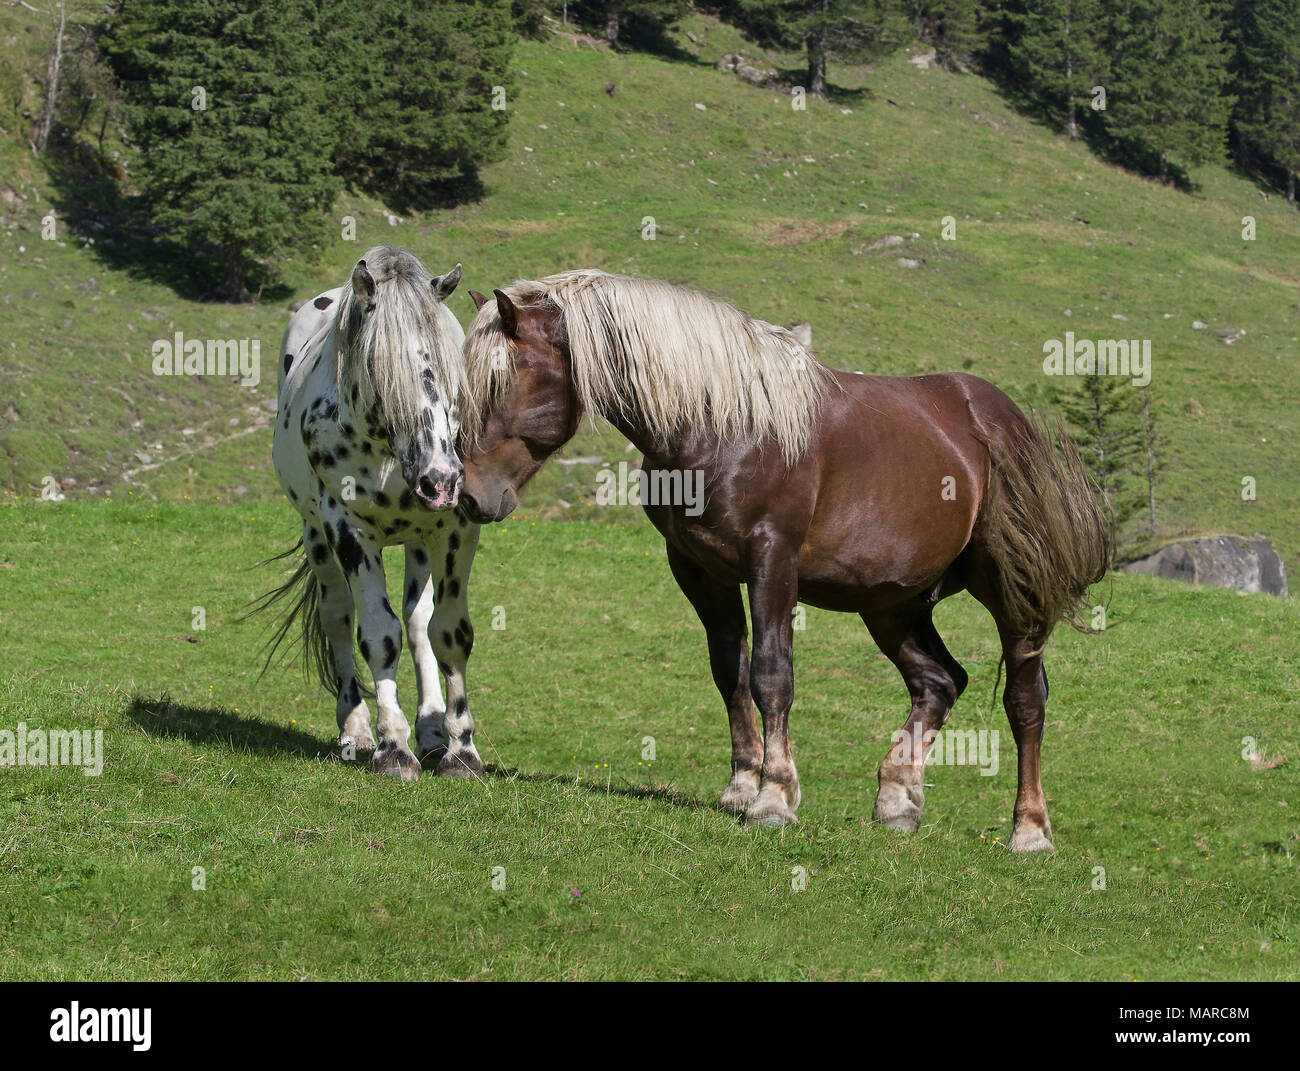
[105,0,338,299]
[1002,0,1110,139]
[901,0,990,68]
[1230,0,1300,202]
[327,0,516,211]
[740,0,909,98]
[570,0,688,51]
[1136,387,1167,534]
[33,0,69,154]
[1054,374,1144,534]
[1103,0,1234,181]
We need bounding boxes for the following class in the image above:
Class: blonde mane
[462,270,833,464]
[334,245,464,440]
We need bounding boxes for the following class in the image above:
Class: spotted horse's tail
[246,541,366,698]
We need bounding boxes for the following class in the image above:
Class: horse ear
[469,290,489,311]
[494,289,518,338]
[431,263,461,301]
[352,261,376,306]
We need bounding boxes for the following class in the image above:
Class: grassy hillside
[2,13,1298,578]
[0,501,1295,980]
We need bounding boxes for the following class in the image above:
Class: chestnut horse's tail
[976,413,1112,639]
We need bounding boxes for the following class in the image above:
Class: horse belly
[795,553,964,614]
[796,474,978,611]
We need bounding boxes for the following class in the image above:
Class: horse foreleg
[665,545,761,814]
[428,515,484,779]
[742,540,800,826]
[303,521,374,754]
[328,512,420,781]
[402,545,446,764]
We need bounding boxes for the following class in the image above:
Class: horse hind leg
[865,606,968,834]
[994,625,1053,852]
[966,555,1055,852]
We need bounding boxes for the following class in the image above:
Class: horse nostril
[418,475,439,500]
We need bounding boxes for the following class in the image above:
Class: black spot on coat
[335,524,365,574]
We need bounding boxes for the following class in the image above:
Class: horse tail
[246,541,342,697]
[976,412,1113,640]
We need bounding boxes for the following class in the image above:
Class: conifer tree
[739,0,908,98]
[1230,0,1300,201]
[901,0,989,68]
[1054,374,1144,533]
[1002,0,1110,139]
[327,0,516,211]
[105,0,337,299]
[1103,0,1234,181]
[569,0,688,50]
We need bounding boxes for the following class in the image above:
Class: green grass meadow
[0,500,1295,980]
[1,12,1298,982]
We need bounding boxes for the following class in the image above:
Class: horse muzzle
[411,468,462,511]
[461,484,516,524]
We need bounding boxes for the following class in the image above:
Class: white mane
[463,270,833,464]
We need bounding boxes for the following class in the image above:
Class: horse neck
[603,407,674,466]
[333,337,386,442]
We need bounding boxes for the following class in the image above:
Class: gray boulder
[716,52,777,87]
[1122,535,1288,596]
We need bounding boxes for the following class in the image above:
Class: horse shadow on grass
[125,694,331,760]
[481,763,712,814]
[127,695,716,811]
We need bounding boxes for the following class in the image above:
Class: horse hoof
[718,782,759,814]
[418,744,448,769]
[743,799,798,827]
[1008,826,1055,853]
[371,745,421,781]
[339,735,376,758]
[873,799,922,834]
[436,750,484,779]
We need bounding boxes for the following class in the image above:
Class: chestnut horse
[460,271,1109,850]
